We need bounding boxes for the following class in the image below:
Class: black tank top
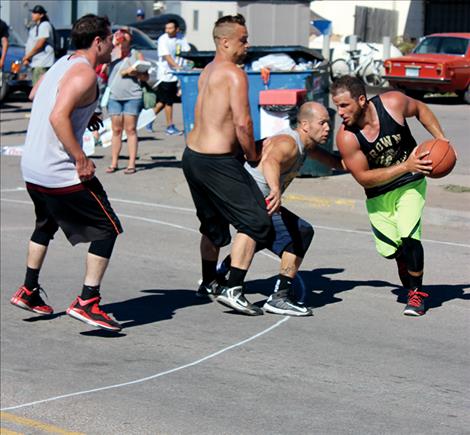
[345,94,423,198]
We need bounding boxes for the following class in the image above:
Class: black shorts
[182,147,272,247]
[26,177,123,246]
[267,207,313,258]
[156,81,179,105]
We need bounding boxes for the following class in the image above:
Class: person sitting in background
[106,28,148,174]
[22,5,55,85]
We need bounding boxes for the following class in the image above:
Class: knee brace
[284,223,315,258]
[401,237,424,273]
[88,237,117,259]
[31,227,58,246]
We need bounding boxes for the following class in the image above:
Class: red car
[384,33,470,103]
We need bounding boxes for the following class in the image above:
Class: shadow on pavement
[100,288,210,329]
[247,267,393,308]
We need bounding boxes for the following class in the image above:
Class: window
[193,10,199,31]
[414,36,468,56]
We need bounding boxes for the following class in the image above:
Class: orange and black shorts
[26,177,123,246]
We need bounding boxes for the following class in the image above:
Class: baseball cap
[31,5,47,14]
[136,8,145,17]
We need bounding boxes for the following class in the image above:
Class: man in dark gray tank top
[331,75,448,317]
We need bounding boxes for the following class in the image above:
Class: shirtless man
[182,14,271,316]
[331,76,446,316]
[10,14,123,331]
[215,102,343,316]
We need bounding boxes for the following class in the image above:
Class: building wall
[179,1,237,51]
[311,0,424,40]
[164,0,309,50]
[239,2,309,46]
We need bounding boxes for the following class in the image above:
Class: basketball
[415,138,457,178]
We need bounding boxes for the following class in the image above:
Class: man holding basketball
[331,76,446,316]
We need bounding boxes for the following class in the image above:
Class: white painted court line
[0,205,294,411]
[0,193,466,410]
[1,317,289,411]
[2,197,470,249]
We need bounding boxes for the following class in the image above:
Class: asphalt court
[1,97,470,434]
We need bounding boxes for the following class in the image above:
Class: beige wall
[311,0,418,38]
[177,1,310,51]
[239,2,310,46]
[181,1,237,51]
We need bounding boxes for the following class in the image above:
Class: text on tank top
[345,94,423,198]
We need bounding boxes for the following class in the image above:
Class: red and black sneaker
[66,296,122,331]
[403,288,429,316]
[10,285,53,315]
[395,255,411,288]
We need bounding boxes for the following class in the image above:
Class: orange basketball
[415,138,457,178]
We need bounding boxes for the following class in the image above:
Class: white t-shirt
[157,32,190,83]
[25,21,55,68]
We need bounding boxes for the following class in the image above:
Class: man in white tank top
[10,15,124,332]
[215,102,344,316]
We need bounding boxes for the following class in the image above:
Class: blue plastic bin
[176,46,333,176]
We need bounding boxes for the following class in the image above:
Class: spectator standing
[0,18,9,80]
[136,8,145,22]
[106,28,148,174]
[22,5,55,85]
[147,19,189,135]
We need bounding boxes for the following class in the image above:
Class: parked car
[0,27,32,101]
[384,33,470,102]
[56,25,159,61]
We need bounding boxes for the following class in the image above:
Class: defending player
[182,14,272,316]
[10,15,123,331]
[204,102,343,316]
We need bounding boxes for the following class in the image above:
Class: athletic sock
[227,267,248,288]
[275,274,292,293]
[24,267,40,290]
[409,273,423,291]
[202,259,217,285]
[81,285,100,300]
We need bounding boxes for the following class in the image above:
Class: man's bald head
[297,101,328,123]
[296,101,331,146]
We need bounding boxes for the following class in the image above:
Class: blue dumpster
[176,46,333,176]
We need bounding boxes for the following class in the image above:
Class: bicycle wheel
[362,60,386,87]
[330,58,351,82]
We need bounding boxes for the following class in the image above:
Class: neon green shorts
[366,178,427,258]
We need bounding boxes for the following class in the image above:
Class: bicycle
[329,43,386,87]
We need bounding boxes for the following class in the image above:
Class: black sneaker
[66,296,122,331]
[263,289,312,316]
[10,285,53,315]
[216,286,263,316]
[403,288,428,316]
[196,280,221,299]
[395,254,411,288]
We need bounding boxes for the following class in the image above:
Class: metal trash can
[177,45,333,176]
